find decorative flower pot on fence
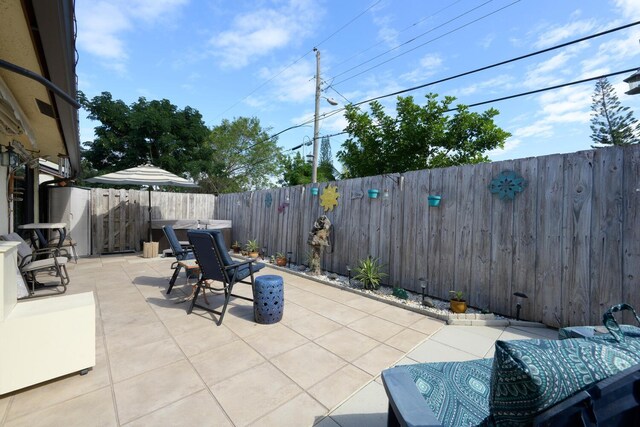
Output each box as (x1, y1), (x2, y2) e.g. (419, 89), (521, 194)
(368, 189), (379, 199)
(310, 187), (319, 196)
(428, 195), (441, 207)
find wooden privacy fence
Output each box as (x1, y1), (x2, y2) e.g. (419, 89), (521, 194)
(216, 144), (640, 328)
(91, 189), (216, 254)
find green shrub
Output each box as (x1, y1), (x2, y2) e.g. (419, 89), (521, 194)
(449, 290), (465, 301)
(354, 256), (387, 290)
(392, 287), (408, 300)
(245, 239), (259, 252)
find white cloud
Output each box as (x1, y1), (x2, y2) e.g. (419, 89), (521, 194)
(524, 51), (575, 88)
(400, 54), (443, 83)
(613, 0), (640, 20)
(76, 0), (187, 72)
(210, 0), (323, 69)
(373, 14), (400, 47)
(77, 2), (130, 61)
(538, 86), (591, 119)
(240, 59), (315, 111)
(533, 19), (597, 48)
(453, 74), (515, 97)
(479, 34), (495, 49)
(488, 138), (521, 158)
(513, 122), (554, 139)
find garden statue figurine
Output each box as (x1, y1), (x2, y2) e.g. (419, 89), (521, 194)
(307, 215), (331, 275)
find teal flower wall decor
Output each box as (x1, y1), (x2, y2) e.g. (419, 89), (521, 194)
(489, 170), (526, 200)
(265, 193), (272, 208)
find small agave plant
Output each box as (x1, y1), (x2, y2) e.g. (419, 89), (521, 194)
(354, 256), (387, 290)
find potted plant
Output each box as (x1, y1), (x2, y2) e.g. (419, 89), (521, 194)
(231, 241), (241, 253)
(245, 239), (260, 258)
(274, 252), (287, 267)
(449, 290), (467, 313)
(354, 256), (387, 290)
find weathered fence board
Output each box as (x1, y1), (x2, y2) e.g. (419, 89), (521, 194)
(590, 148), (624, 324)
(622, 147), (640, 324)
(562, 150), (593, 326)
(454, 164), (475, 306)
(469, 163), (492, 311)
(490, 160), (515, 317)
(512, 158), (537, 320)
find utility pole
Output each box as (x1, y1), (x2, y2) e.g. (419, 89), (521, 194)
(312, 48), (321, 183)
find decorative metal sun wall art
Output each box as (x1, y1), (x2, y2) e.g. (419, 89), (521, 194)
(489, 170), (526, 200)
(320, 185), (340, 212)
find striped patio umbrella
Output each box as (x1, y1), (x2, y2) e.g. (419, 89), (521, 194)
(87, 163), (198, 243)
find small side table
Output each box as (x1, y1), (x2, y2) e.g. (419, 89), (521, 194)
(175, 259), (205, 304)
(253, 275), (284, 324)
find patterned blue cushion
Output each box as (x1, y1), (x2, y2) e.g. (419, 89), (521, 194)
(489, 338), (640, 425)
(401, 358), (493, 427)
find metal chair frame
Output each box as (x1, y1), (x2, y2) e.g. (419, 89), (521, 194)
(162, 225), (195, 294)
(187, 230), (262, 325)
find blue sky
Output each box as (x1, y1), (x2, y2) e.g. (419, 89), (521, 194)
(76, 0), (640, 169)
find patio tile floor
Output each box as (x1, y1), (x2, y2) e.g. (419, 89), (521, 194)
(0, 255), (557, 426)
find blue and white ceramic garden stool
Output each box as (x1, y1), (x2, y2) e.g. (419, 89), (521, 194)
(253, 275), (284, 324)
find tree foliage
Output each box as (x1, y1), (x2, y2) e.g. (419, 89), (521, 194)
(336, 94), (510, 178)
(280, 152), (313, 186)
(279, 151), (335, 186)
(197, 117), (282, 193)
(79, 91), (210, 181)
(79, 92), (282, 193)
(590, 78), (639, 146)
(318, 135), (337, 182)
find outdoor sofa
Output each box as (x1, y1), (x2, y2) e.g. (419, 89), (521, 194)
(382, 306), (640, 426)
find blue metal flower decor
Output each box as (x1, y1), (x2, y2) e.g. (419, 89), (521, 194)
(489, 170), (526, 200)
(265, 193), (272, 208)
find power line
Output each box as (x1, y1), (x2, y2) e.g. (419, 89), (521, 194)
(317, 67), (639, 140)
(262, 20), (640, 149)
(330, 0), (464, 71)
(330, 0), (497, 81)
(315, 19), (640, 124)
(314, 0), (382, 49)
(333, 0), (522, 87)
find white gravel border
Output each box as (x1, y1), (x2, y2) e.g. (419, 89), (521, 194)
(260, 262), (542, 326)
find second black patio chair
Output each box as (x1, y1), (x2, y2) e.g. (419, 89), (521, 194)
(163, 225), (196, 294)
(186, 230), (265, 325)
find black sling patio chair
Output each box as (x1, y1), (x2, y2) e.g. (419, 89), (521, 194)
(163, 225), (196, 294)
(186, 230), (265, 325)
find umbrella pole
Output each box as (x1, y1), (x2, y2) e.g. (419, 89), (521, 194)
(148, 187), (152, 243)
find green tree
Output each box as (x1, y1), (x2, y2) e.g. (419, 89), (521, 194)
(280, 152), (313, 186)
(590, 77), (639, 146)
(318, 135), (337, 182)
(279, 143), (337, 186)
(197, 117), (282, 193)
(79, 91), (210, 182)
(336, 93), (510, 178)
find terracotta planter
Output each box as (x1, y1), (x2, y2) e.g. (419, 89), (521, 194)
(248, 251), (260, 258)
(450, 299), (468, 313)
(276, 257), (287, 267)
